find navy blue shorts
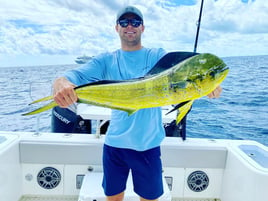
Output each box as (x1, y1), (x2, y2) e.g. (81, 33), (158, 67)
(102, 144), (163, 200)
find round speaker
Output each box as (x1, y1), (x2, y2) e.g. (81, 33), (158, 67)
(187, 170), (209, 192)
(37, 167), (61, 189)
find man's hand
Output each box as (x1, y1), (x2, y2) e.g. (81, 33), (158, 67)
(53, 77), (78, 108)
(207, 86), (222, 98)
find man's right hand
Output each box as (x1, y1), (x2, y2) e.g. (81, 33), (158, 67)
(53, 77), (78, 108)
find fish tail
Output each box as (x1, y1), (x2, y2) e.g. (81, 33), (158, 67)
(22, 101), (58, 116)
(29, 95), (54, 105)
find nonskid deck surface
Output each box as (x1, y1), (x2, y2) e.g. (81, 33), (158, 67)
(19, 195), (220, 201)
(19, 195), (78, 201)
(173, 199), (220, 201)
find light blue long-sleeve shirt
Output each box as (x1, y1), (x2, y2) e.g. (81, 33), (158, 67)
(64, 47), (166, 151)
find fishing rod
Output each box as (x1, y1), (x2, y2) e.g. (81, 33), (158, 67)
(174, 0), (205, 140)
(193, 0), (204, 53)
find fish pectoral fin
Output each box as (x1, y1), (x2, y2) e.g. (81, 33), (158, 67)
(176, 100), (194, 124)
(22, 101), (58, 116)
(170, 81), (189, 89)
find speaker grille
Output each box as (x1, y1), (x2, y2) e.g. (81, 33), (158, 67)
(37, 167), (61, 189)
(187, 170), (209, 192)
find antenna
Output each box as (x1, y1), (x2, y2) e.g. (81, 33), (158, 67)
(193, 0), (204, 53)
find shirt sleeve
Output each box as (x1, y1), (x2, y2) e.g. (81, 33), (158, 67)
(63, 53), (108, 86)
(158, 48), (167, 59)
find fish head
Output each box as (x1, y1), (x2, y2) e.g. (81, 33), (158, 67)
(189, 53), (229, 95)
(171, 53), (229, 96)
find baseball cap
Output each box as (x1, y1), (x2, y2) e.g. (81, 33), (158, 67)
(116, 6), (143, 22)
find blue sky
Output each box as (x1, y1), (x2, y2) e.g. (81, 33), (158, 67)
(0, 0), (267, 67)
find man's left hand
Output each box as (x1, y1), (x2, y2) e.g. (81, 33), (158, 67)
(207, 86), (222, 98)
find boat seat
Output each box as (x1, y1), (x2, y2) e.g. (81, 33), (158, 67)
(78, 172), (171, 201)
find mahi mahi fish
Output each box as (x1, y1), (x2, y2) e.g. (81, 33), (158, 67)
(23, 52), (229, 123)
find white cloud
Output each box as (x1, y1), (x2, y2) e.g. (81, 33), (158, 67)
(203, 0), (268, 34)
(0, 0), (267, 67)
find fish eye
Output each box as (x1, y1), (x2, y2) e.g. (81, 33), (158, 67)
(209, 71), (216, 77)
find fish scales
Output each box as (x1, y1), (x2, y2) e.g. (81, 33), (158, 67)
(76, 76), (171, 109)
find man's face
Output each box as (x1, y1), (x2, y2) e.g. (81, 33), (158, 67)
(116, 13), (144, 47)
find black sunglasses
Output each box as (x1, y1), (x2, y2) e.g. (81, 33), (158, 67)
(118, 19), (143, 28)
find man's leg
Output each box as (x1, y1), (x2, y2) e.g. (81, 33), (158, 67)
(106, 192), (124, 201)
(131, 147), (163, 200)
(103, 145), (129, 200)
(140, 197), (158, 201)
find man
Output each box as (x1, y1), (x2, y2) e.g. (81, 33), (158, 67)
(53, 5), (222, 201)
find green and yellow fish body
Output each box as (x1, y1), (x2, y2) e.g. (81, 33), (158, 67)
(23, 52), (229, 123)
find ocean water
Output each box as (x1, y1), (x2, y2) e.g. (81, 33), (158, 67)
(0, 55), (268, 146)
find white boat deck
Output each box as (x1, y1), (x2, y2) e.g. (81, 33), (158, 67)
(1, 132), (268, 201)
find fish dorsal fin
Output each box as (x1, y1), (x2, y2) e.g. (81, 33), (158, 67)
(75, 80), (127, 89)
(146, 51), (198, 76)
(75, 52), (199, 89)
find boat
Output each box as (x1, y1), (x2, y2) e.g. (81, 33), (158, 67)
(75, 55), (92, 64)
(3, 2), (267, 200)
(1, 132), (268, 201)
(1, 104), (268, 201)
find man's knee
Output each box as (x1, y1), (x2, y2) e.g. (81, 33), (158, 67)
(106, 191), (124, 201)
(140, 197), (158, 201)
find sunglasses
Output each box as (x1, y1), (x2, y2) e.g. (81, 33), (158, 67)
(118, 19), (143, 28)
